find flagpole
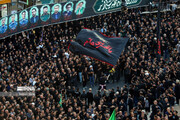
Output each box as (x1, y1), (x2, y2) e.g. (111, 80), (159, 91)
(157, 0), (161, 56)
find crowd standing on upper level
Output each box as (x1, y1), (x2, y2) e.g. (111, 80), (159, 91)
(0, 4), (180, 120)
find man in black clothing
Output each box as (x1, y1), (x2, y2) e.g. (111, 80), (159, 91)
(151, 100), (161, 119)
(87, 88), (93, 105)
(124, 62), (131, 83)
(77, 63), (83, 84)
(175, 80), (180, 105)
(82, 67), (88, 88)
(99, 74), (107, 91)
(88, 66), (95, 87)
(94, 93), (100, 107)
(128, 94), (134, 112)
(80, 89), (87, 101)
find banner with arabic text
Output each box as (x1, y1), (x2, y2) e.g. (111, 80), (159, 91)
(69, 29), (129, 66)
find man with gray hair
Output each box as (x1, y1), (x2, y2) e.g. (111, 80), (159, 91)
(177, 41), (180, 55)
(175, 79), (180, 105)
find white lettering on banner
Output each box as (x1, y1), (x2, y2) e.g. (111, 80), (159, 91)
(125, 0), (138, 5)
(0, 92), (35, 96)
(98, 0), (121, 12)
(97, 0), (139, 12)
(17, 86), (35, 92)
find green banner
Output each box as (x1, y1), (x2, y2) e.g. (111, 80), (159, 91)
(93, 0), (142, 13)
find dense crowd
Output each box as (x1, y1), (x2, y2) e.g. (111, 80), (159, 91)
(0, 5), (180, 120)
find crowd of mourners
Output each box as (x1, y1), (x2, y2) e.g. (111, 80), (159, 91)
(0, 3), (180, 120)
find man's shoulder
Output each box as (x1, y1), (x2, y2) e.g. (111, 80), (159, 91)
(10, 21), (17, 27)
(1, 25), (7, 28)
(53, 12), (60, 15)
(57, 12), (61, 15)
(42, 14), (49, 17)
(46, 13), (50, 16)
(63, 11), (67, 13)
(52, 13), (55, 15)
(64, 11), (72, 13)
(14, 21), (18, 25)
(31, 16), (39, 20)
(20, 19), (23, 23)
(9, 22), (13, 26)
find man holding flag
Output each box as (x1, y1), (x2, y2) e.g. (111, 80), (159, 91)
(69, 29), (129, 66)
(109, 109), (116, 120)
(59, 94), (62, 107)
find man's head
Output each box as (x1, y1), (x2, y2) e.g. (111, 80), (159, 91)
(90, 66), (93, 70)
(66, 3), (72, 11)
(78, 2), (84, 7)
(11, 15), (15, 22)
(22, 11), (26, 19)
(32, 8), (37, 17)
(89, 88), (92, 93)
(43, 6), (48, 14)
(1, 18), (6, 25)
(154, 100), (157, 105)
(54, 5), (59, 14)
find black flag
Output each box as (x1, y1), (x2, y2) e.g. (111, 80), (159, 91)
(69, 29), (129, 66)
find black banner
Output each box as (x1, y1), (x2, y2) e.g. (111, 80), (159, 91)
(0, 0), (151, 39)
(69, 29), (129, 66)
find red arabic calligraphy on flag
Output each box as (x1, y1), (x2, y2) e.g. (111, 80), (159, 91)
(158, 39), (161, 55)
(69, 29), (129, 66)
(84, 38), (112, 53)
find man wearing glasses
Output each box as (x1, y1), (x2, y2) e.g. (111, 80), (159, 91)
(63, 3), (72, 20)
